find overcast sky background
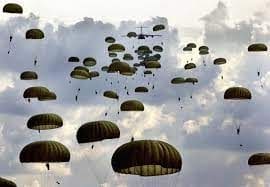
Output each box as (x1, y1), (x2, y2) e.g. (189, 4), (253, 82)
(1, 0), (270, 187)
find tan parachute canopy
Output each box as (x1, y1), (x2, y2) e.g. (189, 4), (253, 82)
(248, 153), (270, 165)
(83, 57), (96, 67)
(153, 24), (165, 31)
(27, 113), (63, 131)
(25, 29), (45, 39)
(105, 36), (116, 43)
(20, 141), (70, 163)
(248, 43), (267, 52)
(135, 87), (149, 93)
(214, 58), (227, 65)
(108, 44), (125, 53)
(171, 77), (186, 84)
(76, 121), (120, 143)
(184, 63), (196, 70)
(68, 56), (80, 62)
(111, 140), (182, 176)
(103, 91), (119, 99)
(120, 100), (144, 111)
(224, 87), (252, 100)
(0, 177), (17, 187)
(20, 71), (38, 80)
(3, 3), (23, 14)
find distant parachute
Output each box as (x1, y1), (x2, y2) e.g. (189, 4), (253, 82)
(145, 61), (161, 69)
(76, 121), (120, 143)
(20, 71), (38, 80)
(27, 113), (63, 131)
(23, 86), (50, 100)
(185, 77), (198, 84)
(68, 56), (80, 63)
(3, 3), (23, 13)
(70, 70), (90, 80)
(153, 45), (163, 52)
(248, 153), (270, 165)
(184, 63), (196, 70)
(187, 43), (197, 49)
(108, 44), (125, 53)
(224, 87), (252, 100)
(105, 36), (116, 43)
(153, 24), (165, 32)
(135, 87), (149, 93)
(109, 53), (117, 58)
(0, 177), (17, 187)
(38, 91), (57, 101)
(127, 32), (137, 38)
(171, 77), (186, 84)
(103, 91), (119, 99)
(248, 43), (267, 52)
(123, 53), (134, 61)
(111, 140), (182, 176)
(83, 57), (96, 67)
(120, 100), (144, 111)
(101, 66), (109, 72)
(25, 29), (45, 39)
(213, 58), (226, 65)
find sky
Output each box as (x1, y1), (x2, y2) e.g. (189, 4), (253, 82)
(1, 0), (270, 187)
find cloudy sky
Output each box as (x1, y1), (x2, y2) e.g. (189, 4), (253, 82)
(1, 0), (270, 187)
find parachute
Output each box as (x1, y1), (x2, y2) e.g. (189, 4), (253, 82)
(27, 113), (63, 131)
(74, 66), (89, 72)
(248, 43), (267, 52)
(145, 61), (161, 69)
(108, 44), (125, 53)
(184, 63), (196, 70)
(248, 153), (270, 165)
(135, 87), (149, 93)
(224, 87), (252, 100)
(70, 70), (90, 79)
(38, 91), (57, 101)
(20, 71), (38, 80)
(213, 58), (226, 65)
(76, 121), (120, 143)
(3, 3), (23, 14)
(0, 177), (17, 187)
(101, 66), (109, 72)
(171, 77), (186, 84)
(111, 140), (182, 176)
(25, 29), (45, 39)
(89, 71), (100, 79)
(120, 100), (144, 111)
(83, 57), (96, 67)
(127, 32), (137, 38)
(23, 86), (51, 100)
(68, 56), (80, 62)
(20, 141), (70, 163)
(185, 77), (198, 84)
(105, 36), (116, 43)
(123, 53), (134, 61)
(153, 45), (163, 52)
(187, 43), (197, 48)
(153, 24), (165, 32)
(103, 91), (119, 99)
(109, 53), (117, 58)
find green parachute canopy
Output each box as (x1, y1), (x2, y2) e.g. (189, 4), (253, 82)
(76, 121), (120, 143)
(109, 53), (117, 58)
(145, 61), (161, 69)
(20, 71), (38, 80)
(224, 87), (252, 100)
(213, 58), (227, 65)
(120, 100), (144, 111)
(38, 91), (57, 101)
(171, 77), (186, 84)
(248, 153), (270, 166)
(27, 113), (63, 131)
(70, 70), (90, 80)
(127, 32), (137, 38)
(111, 140), (182, 176)
(25, 29), (45, 39)
(103, 91), (119, 99)
(3, 3), (23, 14)
(123, 53), (134, 61)
(0, 177), (17, 187)
(153, 24), (165, 31)
(108, 44), (125, 53)
(23, 86), (50, 99)
(74, 66), (89, 73)
(20, 141), (70, 163)
(105, 36), (116, 43)
(183, 46), (192, 52)
(68, 56), (80, 62)
(187, 43), (197, 48)
(248, 43), (267, 52)
(135, 87), (149, 93)
(185, 77), (198, 84)
(83, 57), (96, 67)
(184, 63), (196, 70)
(153, 45), (163, 52)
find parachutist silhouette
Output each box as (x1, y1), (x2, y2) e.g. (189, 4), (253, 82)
(178, 97), (181, 102)
(46, 163), (50, 170)
(190, 95), (192, 99)
(110, 82), (113, 85)
(8, 50), (10, 54)
(28, 98), (31, 103)
(221, 76), (224, 80)
(131, 137), (134, 142)
(180, 106), (183, 110)
(105, 112), (108, 116)
(34, 59), (37, 66)
(95, 90), (98, 95)
(75, 95), (78, 102)
(124, 86), (127, 90)
(237, 125), (241, 135)
(127, 91), (129, 95)
(152, 85), (155, 90)
(240, 144), (243, 147)
(77, 88), (80, 92)
(257, 71), (260, 77)
(56, 181), (60, 185)
(117, 111), (120, 115)
(91, 145), (94, 149)
(148, 82), (150, 85)
(161, 42), (164, 45)
(9, 36), (13, 43)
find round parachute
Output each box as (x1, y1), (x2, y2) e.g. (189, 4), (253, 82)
(27, 113), (63, 131)
(120, 100), (144, 111)
(224, 87), (252, 100)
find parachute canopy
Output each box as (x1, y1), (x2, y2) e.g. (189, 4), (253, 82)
(224, 87), (252, 100)
(171, 77), (186, 84)
(135, 87), (149, 93)
(77, 121), (120, 143)
(20, 71), (38, 80)
(20, 141), (70, 163)
(83, 57), (96, 67)
(214, 58), (227, 65)
(248, 153), (270, 166)
(108, 44), (125, 53)
(27, 113), (63, 131)
(0, 177), (17, 187)
(103, 91), (119, 100)
(248, 43), (267, 52)
(105, 36), (116, 43)
(68, 56), (80, 63)
(26, 29), (45, 39)
(3, 3), (23, 14)
(120, 100), (144, 111)
(153, 24), (165, 31)
(111, 140), (182, 176)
